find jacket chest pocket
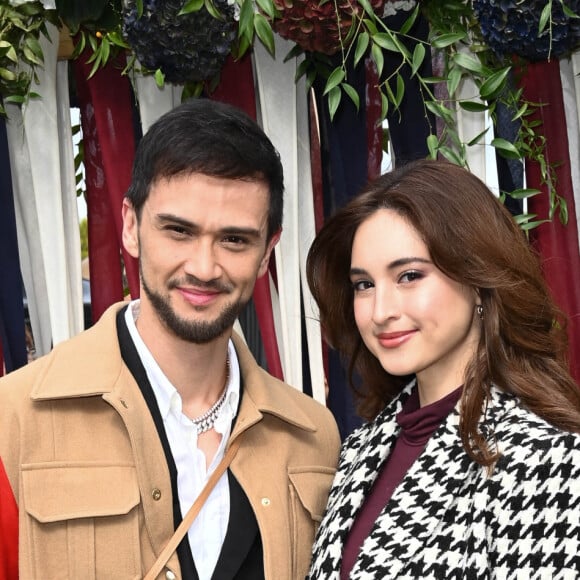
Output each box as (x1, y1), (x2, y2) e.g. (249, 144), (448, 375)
(22, 463), (142, 580)
(288, 466), (335, 579)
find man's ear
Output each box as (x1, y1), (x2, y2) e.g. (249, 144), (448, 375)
(258, 229), (281, 278)
(122, 198), (140, 258)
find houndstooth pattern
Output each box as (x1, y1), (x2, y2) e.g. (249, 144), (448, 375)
(308, 381), (580, 579)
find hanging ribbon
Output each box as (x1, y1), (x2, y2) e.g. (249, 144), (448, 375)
(74, 51), (140, 321)
(518, 59), (580, 383)
(5, 23), (82, 353)
(210, 54), (284, 381)
(254, 37), (304, 391)
(0, 116), (27, 373)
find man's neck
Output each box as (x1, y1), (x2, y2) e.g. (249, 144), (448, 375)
(133, 304), (231, 408)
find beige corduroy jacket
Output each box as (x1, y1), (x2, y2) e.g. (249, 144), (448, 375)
(0, 304), (340, 580)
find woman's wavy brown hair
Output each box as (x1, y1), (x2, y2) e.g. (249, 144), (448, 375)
(307, 159), (580, 467)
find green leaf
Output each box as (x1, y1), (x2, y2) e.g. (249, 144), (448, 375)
(438, 146), (464, 166)
(87, 50), (103, 79)
(342, 83), (360, 110)
(100, 36), (110, 65)
(395, 73), (404, 108)
(373, 33), (398, 52)
(363, 18), (378, 36)
(508, 188), (541, 199)
(254, 14), (275, 56)
(467, 127), (489, 146)
(295, 58), (309, 82)
(446, 66), (462, 97)
(256, 0), (276, 18)
(284, 44), (305, 62)
(399, 4), (420, 35)
(136, 0), (144, 18)
(357, 0), (376, 18)
(179, 0), (204, 14)
(458, 100), (489, 112)
(562, 3), (580, 18)
(323, 67), (345, 95)
(238, 0), (255, 36)
(431, 31), (467, 49)
(380, 92), (389, 120)
(425, 100), (454, 124)
(520, 219), (549, 231)
(411, 43), (425, 77)
(154, 68), (165, 87)
(479, 67), (510, 100)
(24, 35), (43, 59)
(514, 212), (537, 225)
(328, 86), (342, 120)
(491, 137), (521, 159)
(558, 197), (569, 224)
(354, 32), (369, 67)
(0, 42), (18, 64)
(538, 2), (551, 34)
(426, 134), (439, 159)
(22, 46), (43, 66)
(371, 43), (384, 76)
(512, 102), (528, 121)
(452, 52), (484, 74)
(205, 0), (223, 20)
(2, 95), (25, 104)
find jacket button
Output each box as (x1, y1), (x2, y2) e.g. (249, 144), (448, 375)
(165, 571), (176, 580)
(261, 497), (271, 507)
(152, 488), (162, 501)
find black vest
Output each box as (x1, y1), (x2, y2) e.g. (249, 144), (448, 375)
(116, 308), (264, 579)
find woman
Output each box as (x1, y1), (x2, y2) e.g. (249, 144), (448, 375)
(307, 159), (580, 579)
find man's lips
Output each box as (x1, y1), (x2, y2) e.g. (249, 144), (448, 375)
(376, 330), (416, 348)
(176, 286), (221, 306)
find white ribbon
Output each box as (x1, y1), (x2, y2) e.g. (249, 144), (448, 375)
(5, 23), (82, 353)
(560, 54), (580, 251)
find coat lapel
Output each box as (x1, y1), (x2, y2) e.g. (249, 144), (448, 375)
(310, 382), (416, 578)
(350, 392), (503, 578)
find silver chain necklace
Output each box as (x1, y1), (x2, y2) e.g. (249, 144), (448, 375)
(191, 358), (230, 435)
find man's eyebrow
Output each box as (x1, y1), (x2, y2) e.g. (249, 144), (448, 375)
(155, 213), (262, 238)
(155, 213), (196, 228)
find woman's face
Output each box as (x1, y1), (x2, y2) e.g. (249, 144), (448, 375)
(350, 209), (481, 404)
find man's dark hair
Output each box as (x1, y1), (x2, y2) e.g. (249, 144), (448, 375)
(126, 98), (284, 240)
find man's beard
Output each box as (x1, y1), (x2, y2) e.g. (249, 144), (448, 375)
(141, 271), (246, 344)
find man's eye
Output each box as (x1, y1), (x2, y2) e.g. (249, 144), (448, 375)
(223, 236), (247, 245)
(165, 225), (189, 235)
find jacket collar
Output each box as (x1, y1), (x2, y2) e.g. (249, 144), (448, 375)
(30, 302), (317, 433)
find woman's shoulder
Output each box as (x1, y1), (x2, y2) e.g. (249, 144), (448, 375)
(490, 388), (580, 474)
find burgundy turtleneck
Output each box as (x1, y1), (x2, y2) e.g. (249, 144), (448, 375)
(340, 386), (462, 579)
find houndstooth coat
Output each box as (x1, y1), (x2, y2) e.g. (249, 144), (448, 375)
(308, 381), (580, 579)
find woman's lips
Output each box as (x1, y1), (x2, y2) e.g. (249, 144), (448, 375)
(377, 330), (416, 348)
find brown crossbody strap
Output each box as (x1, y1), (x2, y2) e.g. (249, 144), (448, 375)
(144, 436), (242, 580)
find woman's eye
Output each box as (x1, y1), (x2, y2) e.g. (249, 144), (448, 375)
(399, 270), (423, 284)
(352, 280), (373, 292)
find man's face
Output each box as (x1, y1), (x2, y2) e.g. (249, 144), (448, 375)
(122, 173), (279, 344)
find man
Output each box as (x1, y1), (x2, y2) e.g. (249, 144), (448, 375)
(0, 99), (340, 579)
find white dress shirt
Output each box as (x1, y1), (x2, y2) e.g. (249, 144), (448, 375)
(125, 301), (240, 580)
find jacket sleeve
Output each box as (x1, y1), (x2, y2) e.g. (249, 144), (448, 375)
(0, 457), (18, 580)
(487, 429), (580, 576)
